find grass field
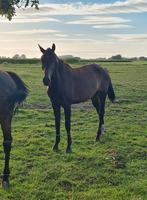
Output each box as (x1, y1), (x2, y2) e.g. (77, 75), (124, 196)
(0, 61), (147, 200)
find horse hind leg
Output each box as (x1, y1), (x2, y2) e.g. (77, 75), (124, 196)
(1, 114), (13, 188)
(92, 95), (100, 140)
(64, 106), (72, 153)
(92, 92), (106, 141)
(96, 92), (106, 141)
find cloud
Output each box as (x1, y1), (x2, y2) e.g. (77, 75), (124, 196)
(93, 24), (133, 29)
(55, 34), (69, 38)
(1, 1), (142, 32)
(16, 0), (147, 16)
(0, 16), (60, 23)
(110, 33), (147, 41)
(67, 16), (132, 29)
(1, 36), (147, 58)
(0, 0), (147, 58)
(0, 29), (60, 35)
(67, 16), (130, 25)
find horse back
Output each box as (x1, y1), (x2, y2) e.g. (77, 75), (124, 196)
(71, 64), (110, 103)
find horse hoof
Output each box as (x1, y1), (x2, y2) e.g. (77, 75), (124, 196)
(96, 136), (100, 142)
(66, 148), (72, 154)
(2, 181), (10, 189)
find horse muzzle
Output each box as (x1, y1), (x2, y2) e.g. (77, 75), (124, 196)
(43, 77), (50, 86)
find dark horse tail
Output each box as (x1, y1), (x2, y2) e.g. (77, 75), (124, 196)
(7, 71), (28, 105)
(108, 79), (115, 102)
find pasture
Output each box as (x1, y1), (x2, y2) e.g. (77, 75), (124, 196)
(0, 60), (147, 200)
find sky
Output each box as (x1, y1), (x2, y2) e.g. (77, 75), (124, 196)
(0, 0), (147, 58)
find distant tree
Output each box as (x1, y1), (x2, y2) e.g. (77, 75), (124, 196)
(75, 57), (81, 61)
(96, 57), (106, 61)
(20, 54), (26, 59)
(130, 57), (138, 61)
(12, 54), (20, 59)
(0, 0), (39, 20)
(139, 56), (147, 61)
(12, 54), (27, 59)
(110, 54), (122, 60)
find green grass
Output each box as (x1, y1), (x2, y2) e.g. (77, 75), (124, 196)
(0, 61), (147, 200)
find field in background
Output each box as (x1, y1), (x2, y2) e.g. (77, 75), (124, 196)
(0, 61), (147, 200)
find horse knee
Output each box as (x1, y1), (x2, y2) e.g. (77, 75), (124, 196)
(3, 140), (12, 153)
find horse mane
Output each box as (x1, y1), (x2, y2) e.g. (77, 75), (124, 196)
(58, 58), (72, 72)
(7, 71), (29, 105)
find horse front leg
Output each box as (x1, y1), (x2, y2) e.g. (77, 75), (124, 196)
(52, 103), (61, 152)
(1, 116), (12, 188)
(64, 106), (72, 153)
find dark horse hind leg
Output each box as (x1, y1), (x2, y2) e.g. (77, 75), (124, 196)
(92, 92), (106, 141)
(1, 114), (13, 188)
(52, 103), (61, 152)
(64, 106), (72, 153)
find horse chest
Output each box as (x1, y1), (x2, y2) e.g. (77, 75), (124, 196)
(47, 83), (71, 106)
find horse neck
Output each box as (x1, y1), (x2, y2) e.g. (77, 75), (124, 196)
(54, 58), (71, 81)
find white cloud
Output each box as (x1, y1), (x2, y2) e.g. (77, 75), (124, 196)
(0, 29), (60, 35)
(110, 33), (147, 41)
(67, 16), (132, 29)
(16, 0), (147, 16)
(67, 16), (130, 25)
(93, 24), (133, 29)
(74, 34), (86, 37)
(55, 34), (69, 38)
(0, 17), (60, 23)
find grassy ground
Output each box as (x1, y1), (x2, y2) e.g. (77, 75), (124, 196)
(0, 61), (147, 200)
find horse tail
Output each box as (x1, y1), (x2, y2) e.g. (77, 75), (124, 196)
(7, 71), (29, 105)
(108, 79), (115, 102)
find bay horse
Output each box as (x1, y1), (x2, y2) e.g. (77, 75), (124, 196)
(0, 71), (28, 188)
(39, 44), (115, 153)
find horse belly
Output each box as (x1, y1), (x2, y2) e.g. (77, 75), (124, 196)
(72, 78), (99, 104)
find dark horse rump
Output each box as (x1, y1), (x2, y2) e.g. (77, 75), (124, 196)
(0, 71), (28, 188)
(7, 71), (28, 106)
(39, 44), (116, 153)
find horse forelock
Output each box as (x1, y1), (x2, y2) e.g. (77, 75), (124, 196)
(46, 48), (52, 52)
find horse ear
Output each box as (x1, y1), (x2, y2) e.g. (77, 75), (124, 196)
(52, 43), (56, 52)
(38, 44), (45, 54)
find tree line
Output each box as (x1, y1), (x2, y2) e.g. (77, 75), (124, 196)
(0, 54), (147, 65)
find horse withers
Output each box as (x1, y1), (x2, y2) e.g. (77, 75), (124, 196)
(39, 44), (115, 153)
(0, 71), (28, 188)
